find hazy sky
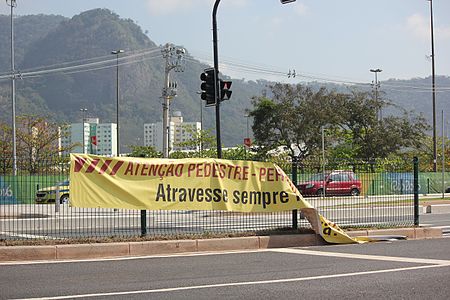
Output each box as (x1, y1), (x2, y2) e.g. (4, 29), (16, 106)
(1, 0), (449, 84)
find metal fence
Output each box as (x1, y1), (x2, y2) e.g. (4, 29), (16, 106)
(0, 156), (422, 241)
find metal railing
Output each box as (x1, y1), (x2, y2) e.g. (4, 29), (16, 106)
(294, 159), (420, 229)
(0, 156), (422, 241)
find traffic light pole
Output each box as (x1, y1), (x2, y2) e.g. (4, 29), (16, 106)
(213, 0), (222, 158)
(209, 0), (293, 158)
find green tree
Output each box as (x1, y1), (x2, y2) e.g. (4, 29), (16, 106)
(333, 91), (430, 161)
(0, 122), (13, 174)
(0, 115), (74, 174)
(173, 128), (217, 158)
(15, 115), (73, 174)
(249, 83), (334, 161)
(127, 145), (162, 158)
(250, 85), (429, 164)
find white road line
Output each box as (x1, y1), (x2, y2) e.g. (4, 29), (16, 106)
(0, 231), (58, 240)
(431, 226), (450, 229)
(272, 248), (450, 265)
(11, 264), (449, 300)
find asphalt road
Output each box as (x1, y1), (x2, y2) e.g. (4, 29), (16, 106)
(1, 238), (450, 300)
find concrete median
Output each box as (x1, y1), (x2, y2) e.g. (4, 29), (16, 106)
(0, 228), (442, 262)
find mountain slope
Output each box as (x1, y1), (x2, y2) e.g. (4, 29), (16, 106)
(0, 14), (66, 72)
(0, 9), (448, 150)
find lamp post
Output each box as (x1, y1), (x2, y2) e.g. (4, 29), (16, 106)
(428, 0), (437, 172)
(321, 126), (326, 197)
(111, 49), (124, 157)
(210, 0), (295, 158)
(196, 91), (203, 152)
(370, 68), (382, 120)
(6, 0), (17, 175)
(244, 113), (251, 159)
(245, 114), (250, 139)
(442, 110), (445, 198)
(80, 108), (87, 154)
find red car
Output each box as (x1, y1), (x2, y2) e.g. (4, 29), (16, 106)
(297, 170), (361, 197)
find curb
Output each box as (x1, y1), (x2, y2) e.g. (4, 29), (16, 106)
(0, 228), (442, 262)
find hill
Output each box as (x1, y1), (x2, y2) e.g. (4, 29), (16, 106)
(0, 14), (67, 72)
(0, 9), (448, 150)
(0, 9), (265, 149)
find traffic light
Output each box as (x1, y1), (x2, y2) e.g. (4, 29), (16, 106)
(220, 80), (232, 101)
(200, 68), (217, 106)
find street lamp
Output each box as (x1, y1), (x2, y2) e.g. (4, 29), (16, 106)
(428, 0), (437, 172)
(321, 126), (326, 197)
(6, 0), (17, 175)
(210, 0), (296, 158)
(370, 68), (382, 120)
(442, 110), (445, 198)
(111, 49), (124, 157)
(80, 108), (88, 154)
(196, 91), (204, 151)
(245, 114), (250, 139)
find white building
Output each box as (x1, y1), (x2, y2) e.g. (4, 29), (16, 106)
(61, 118), (117, 156)
(144, 111), (201, 153)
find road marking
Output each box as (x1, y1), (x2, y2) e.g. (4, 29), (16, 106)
(272, 248), (450, 265)
(12, 264), (450, 300)
(0, 231), (58, 240)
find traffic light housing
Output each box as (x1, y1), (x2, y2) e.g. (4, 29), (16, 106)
(200, 68), (217, 106)
(220, 80), (232, 101)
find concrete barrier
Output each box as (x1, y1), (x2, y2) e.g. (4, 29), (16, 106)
(425, 204), (450, 214)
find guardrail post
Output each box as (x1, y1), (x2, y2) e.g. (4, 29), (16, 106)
(400, 178), (404, 195)
(141, 210), (147, 236)
(55, 184), (60, 213)
(291, 156), (298, 229)
(413, 156), (419, 226)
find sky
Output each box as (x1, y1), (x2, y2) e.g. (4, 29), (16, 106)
(1, 0), (449, 84)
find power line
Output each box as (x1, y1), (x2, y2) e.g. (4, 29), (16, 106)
(1, 46), (450, 94)
(21, 53), (164, 79)
(0, 47), (163, 80)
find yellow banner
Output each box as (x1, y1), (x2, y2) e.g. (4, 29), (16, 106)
(69, 154), (363, 244)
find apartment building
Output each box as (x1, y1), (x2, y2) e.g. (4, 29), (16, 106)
(61, 118), (117, 156)
(144, 111), (201, 153)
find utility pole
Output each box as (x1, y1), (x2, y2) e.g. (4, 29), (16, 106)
(209, 0), (295, 158)
(428, 0), (437, 172)
(161, 43), (185, 158)
(370, 68), (382, 120)
(7, 0), (17, 175)
(111, 49), (124, 157)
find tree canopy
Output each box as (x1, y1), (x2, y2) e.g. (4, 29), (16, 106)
(249, 83), (430, 163)
(0, 115), (74, 174)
